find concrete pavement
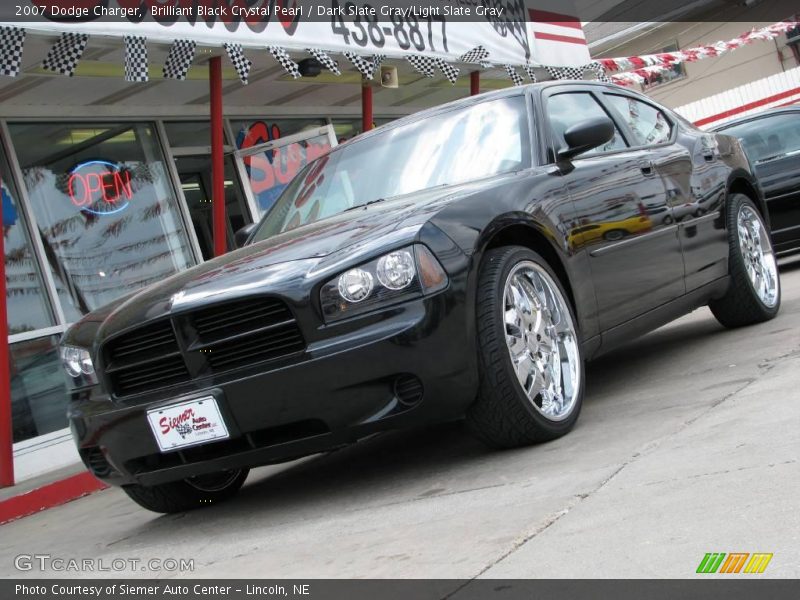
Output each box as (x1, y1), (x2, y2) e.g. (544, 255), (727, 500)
(1, 258), (798, 579)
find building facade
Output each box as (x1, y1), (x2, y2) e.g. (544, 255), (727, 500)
(2, 32), (486, 481)
(586, 12), (800, 124)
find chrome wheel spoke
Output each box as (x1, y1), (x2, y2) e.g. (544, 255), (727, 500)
(513, 352), (535, 392)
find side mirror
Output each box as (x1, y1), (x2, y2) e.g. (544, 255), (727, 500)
(234, 223), (257, 248)
(558, 116), (615, 161)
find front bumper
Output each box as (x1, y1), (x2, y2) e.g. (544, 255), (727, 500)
(69, 289), (475, 487)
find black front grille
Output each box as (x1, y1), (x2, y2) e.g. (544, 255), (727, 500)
(189, 298), (305, 373)
(108, 319), (178, 363)
(104, 320), (190, 397)
(103, 297), (305, 398)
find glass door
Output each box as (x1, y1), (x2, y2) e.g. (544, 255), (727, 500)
(173, 154), (249, 260)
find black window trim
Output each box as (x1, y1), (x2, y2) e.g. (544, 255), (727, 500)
(599, 91), (678, 150)
(540, 84), (636, 163)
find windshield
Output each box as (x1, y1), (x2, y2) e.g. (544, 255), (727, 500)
(251, 95), (530, 241)
(721, 113), (800, 164)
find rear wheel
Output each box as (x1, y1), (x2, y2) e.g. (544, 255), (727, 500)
(709, 194), (780, 328)
(122, 468), (249, 514)
(603, 229), (627, 241)
(467, 246), (585, 448)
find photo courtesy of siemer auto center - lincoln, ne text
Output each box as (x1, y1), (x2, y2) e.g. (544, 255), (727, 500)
(0, 0), (799, 598)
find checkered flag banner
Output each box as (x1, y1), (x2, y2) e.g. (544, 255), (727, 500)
(307, 48), (340, 76)
(123, 36), (148, 83)
(504, 65), (524, 86)
(41, 32), (88, 77)
(373, 54), (386, 72)
(560, 66), (590, 80)
(269, 46), (301, 79)
(0, 27), (25, 77)
(522, 65), (537, 83)
(545, 65), (589, 81)
(407, 55), (435, 77)
(163, 39), (196, 80)
(434, 59), (459, 84)
(344, 52), (384, 80)
(586, 61), (613, 83)
(224, 43), (251, 84)
(459, 46), (489, 64)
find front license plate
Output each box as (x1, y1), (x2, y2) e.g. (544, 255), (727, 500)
(146, 396), (229, 452)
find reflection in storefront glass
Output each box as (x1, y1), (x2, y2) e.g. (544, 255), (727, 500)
(330, 118), (394, 142)
(231, 118), (326, 151)
(9, 122), (196, 321)
(241, 132), (333, 215)
(10, 335), (68, 443)
(0, 149), (56, 334)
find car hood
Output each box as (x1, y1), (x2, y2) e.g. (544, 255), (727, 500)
(64, 174), (516, 347)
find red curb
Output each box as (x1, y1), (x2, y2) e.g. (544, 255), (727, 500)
(0, 472), (108, 525)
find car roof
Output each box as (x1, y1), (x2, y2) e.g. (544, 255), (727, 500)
(712, 106), (800, 131)
(343, 80), (651, 145)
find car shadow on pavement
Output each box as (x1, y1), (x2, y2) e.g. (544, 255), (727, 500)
(585, 308), (730, 398)
(110, 420), (496, 543)
(778, 256), (800, 273)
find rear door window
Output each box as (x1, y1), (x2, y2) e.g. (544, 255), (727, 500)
(605, 94), (673, 146)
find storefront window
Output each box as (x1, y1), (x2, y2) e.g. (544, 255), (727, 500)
(9, 122), (196, 321)
(0, 148), (56, 334)
(642, 43), (685, 91)
(331, 118), (395, 142)
(232, 118), (326, 150)
(239, 131), (333, 215)
(10, 334), (68, 443)
(164, 121), (215, 148)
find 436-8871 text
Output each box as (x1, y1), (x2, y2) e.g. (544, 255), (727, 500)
(328, 1), (449, 53)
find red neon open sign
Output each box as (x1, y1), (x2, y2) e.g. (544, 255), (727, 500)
(67, 160), (133, 215)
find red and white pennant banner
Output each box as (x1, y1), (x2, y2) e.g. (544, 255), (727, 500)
(601, 21), (799, 87)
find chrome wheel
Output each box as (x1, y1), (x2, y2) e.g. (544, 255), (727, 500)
(186, 469), (243, 493)
(737, 205), (778, 308)
(503, 262), (581, 422)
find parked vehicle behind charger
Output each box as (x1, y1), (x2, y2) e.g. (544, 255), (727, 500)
(713, 106), (800, 256)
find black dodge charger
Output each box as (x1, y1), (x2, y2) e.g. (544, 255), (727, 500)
(62, 82), (781, 513)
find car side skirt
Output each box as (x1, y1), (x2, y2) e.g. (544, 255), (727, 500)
(591, 276), (731, 360)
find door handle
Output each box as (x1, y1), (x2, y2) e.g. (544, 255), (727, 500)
(639, 160), (655, 177)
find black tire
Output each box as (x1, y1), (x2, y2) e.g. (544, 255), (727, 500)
(122, 468), (249, 514)
(466, 246), (585, 448)
(603, 229), (627, 241)
(709, 194), (781, 328)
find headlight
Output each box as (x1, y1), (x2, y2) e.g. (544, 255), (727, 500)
(320, 244), (448, 323)
(376, 250), (416, 290)
(338, 268), (374, 303)
(60, 345), (98, 388)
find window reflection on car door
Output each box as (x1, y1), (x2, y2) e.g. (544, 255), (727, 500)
(545, 88), (685, 331)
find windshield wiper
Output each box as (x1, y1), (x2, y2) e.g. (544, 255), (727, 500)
(343, 198), (387, 212)
(755, 153), (788, 164)
(341, 183), (455, 213)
